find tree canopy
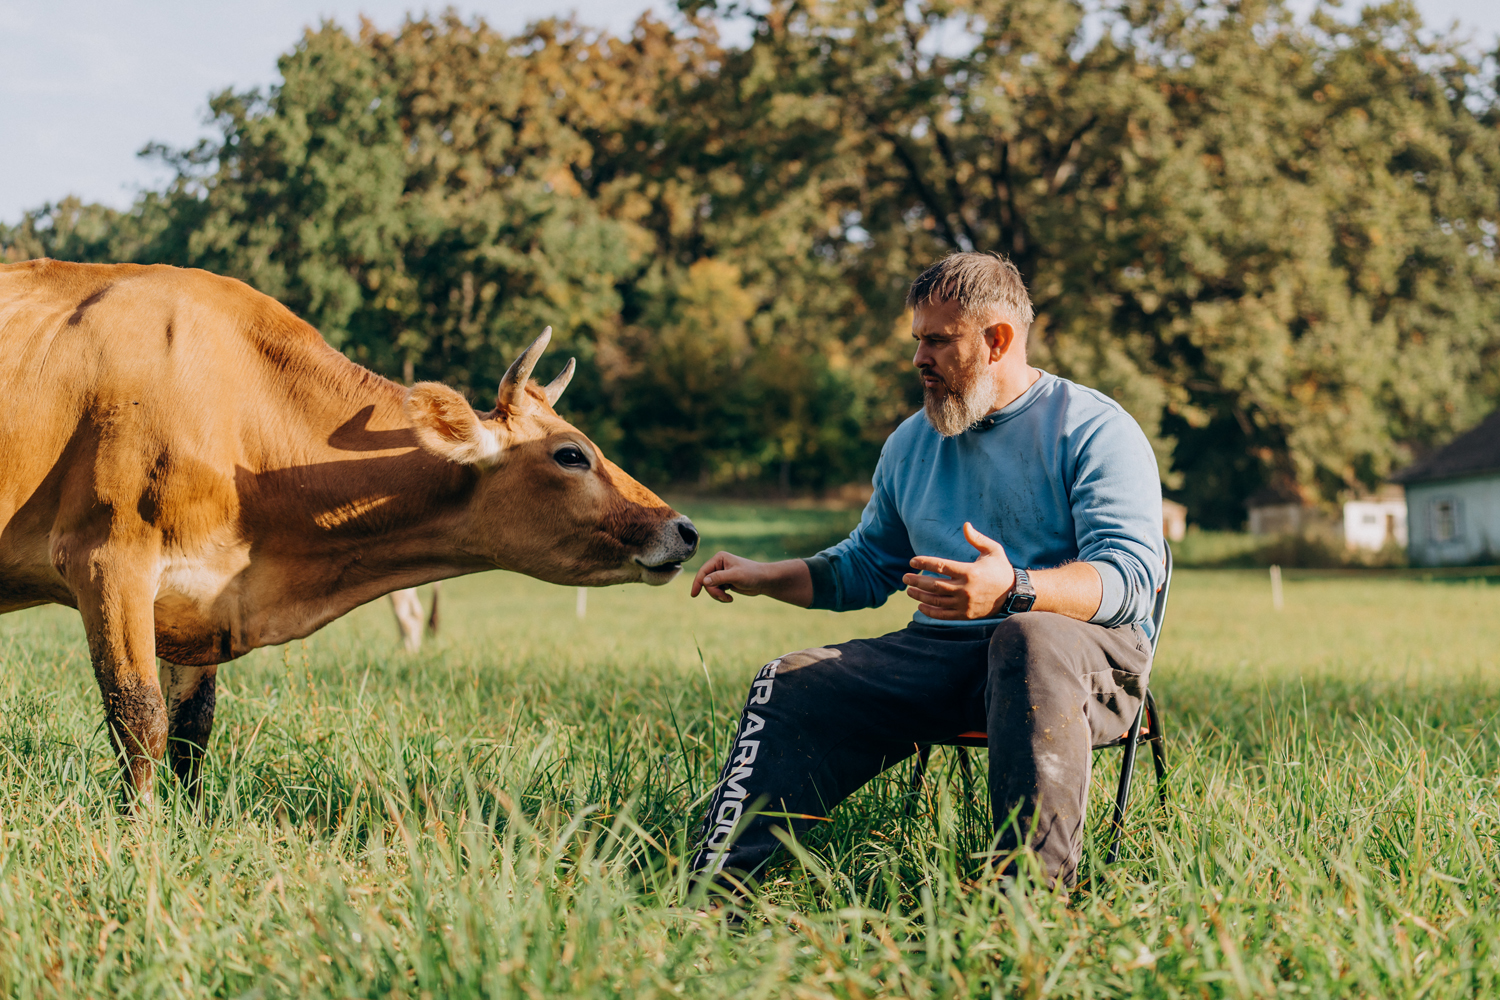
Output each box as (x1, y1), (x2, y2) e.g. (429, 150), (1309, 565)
(4, 0), (1497, 525)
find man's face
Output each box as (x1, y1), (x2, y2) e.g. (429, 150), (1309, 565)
(912, 297), (999, 436)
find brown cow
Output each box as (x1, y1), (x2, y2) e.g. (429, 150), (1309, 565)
(0, 260), (698, 805)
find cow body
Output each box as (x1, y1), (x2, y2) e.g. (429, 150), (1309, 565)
(0, 259), (696, 801)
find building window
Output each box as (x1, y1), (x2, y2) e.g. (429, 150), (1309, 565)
(1431, 499), (1461, 543)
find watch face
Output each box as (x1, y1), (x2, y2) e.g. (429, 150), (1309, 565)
(1010, 593), (1036, 613)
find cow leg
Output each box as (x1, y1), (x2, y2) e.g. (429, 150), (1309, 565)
(160, 661), (217, 799)
(390, 589), (424, 652)
(74, 555), (167, 809)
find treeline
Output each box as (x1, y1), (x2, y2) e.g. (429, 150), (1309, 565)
(4, 0), (1498, 526)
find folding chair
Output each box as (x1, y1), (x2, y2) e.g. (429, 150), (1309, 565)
(910, 542), (1173, 865)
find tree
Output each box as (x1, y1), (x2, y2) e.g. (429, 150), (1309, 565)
(677, 0), (1499, 521)
(5, 1), (1496, 520)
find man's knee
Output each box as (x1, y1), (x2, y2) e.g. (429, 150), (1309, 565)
(740, 646), (844, 708)
(990, 612), (1072, 674)
(989, 613), (1106, 714)
(776, 646), (844, 674)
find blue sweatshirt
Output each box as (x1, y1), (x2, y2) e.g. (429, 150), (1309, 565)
(805, 370), (1165, 637)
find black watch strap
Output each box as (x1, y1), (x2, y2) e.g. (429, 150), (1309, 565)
(1003, 567), (1036, 614)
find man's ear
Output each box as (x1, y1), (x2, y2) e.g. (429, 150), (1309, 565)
(404, 383), (503, 466)
(984, 321), (1017, 363)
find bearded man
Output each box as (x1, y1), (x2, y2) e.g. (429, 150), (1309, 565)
(687, 252), (1165, 890)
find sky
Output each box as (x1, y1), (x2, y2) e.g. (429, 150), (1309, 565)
(2, 0), (1497, 225)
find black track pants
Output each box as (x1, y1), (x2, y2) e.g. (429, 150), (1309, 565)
(690, 612), (1152, 887)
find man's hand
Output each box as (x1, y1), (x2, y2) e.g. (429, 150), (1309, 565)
(902, 522), (1016, 620)
(691, 552), (813, 608)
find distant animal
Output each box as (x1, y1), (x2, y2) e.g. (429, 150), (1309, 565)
(0, 260), (699, 805)
(389, 582), (440, 652)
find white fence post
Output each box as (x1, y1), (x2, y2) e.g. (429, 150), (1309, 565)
(1270, 564), (1284, 610)
(576, 587), (587, 620)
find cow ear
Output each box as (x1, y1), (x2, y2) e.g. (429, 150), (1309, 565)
(404, 383), (502, 467)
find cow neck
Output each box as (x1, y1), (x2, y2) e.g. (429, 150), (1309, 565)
(253, 373), (488, 606)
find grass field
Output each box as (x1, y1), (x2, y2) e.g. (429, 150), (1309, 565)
(3, 504), (1500, 998)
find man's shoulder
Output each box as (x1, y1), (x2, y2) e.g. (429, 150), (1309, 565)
(1038, 375), (1158, 482)
(1031, 373), (1154, 452)
(882, 407), (942, 452)
(1036, 372), (1133, 422)
(871, 412), (941, 482)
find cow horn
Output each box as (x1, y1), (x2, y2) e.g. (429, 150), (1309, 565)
(499, 326), (552, 409)
(544, 358), (576, 407)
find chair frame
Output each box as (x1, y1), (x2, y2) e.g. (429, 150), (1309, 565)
(910, 542), (1174, 865)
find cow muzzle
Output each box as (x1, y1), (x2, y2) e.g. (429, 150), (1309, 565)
(632, 516), (700, 585)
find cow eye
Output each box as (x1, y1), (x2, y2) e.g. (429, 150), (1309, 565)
(554, 445), (590, 469)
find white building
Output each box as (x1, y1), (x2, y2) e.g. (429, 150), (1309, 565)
(1390, 409), (1500, 566)
(1245, 485), (1334, 537)
(1342, 497), (1407, 551)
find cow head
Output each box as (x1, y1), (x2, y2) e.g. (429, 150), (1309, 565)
(403, 329), (698, 586)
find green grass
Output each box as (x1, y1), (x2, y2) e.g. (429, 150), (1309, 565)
(3, 511), (1500, 997)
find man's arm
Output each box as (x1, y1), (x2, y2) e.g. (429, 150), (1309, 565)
(901, 522), (1103, 622)
(1030, 563), (1105, 620)
(1066, 413), (1165, 628)
(691, 552), (813, 608)
(693, 443), (914, 612)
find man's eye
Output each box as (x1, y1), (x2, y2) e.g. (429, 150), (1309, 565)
(554, 445), (590, 469)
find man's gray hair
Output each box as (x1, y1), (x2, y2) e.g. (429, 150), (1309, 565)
(906, 252), (1035, 330)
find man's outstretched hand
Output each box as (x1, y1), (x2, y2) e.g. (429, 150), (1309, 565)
(691, 552), (814, 608)
(903, 522), (1017, 620)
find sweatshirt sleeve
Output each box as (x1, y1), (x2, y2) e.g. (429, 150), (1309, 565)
(804, 450), (913, 611)
(1069, 410), (1166, 629)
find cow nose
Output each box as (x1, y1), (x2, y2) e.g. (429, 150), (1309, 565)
(676, 518), (699, 553)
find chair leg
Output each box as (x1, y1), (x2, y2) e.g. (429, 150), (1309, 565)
(1145, 689), (1167, 810)
(1105, 701), (1146, 864)
(910, 744), (932, 804)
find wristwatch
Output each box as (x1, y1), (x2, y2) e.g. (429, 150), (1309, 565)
(1001, 568), (1036, 614)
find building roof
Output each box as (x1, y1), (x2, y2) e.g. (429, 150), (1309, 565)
(1391, 408), (1500, 485)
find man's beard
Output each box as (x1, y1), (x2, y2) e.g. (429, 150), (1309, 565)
(922, 360), (999, 437)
